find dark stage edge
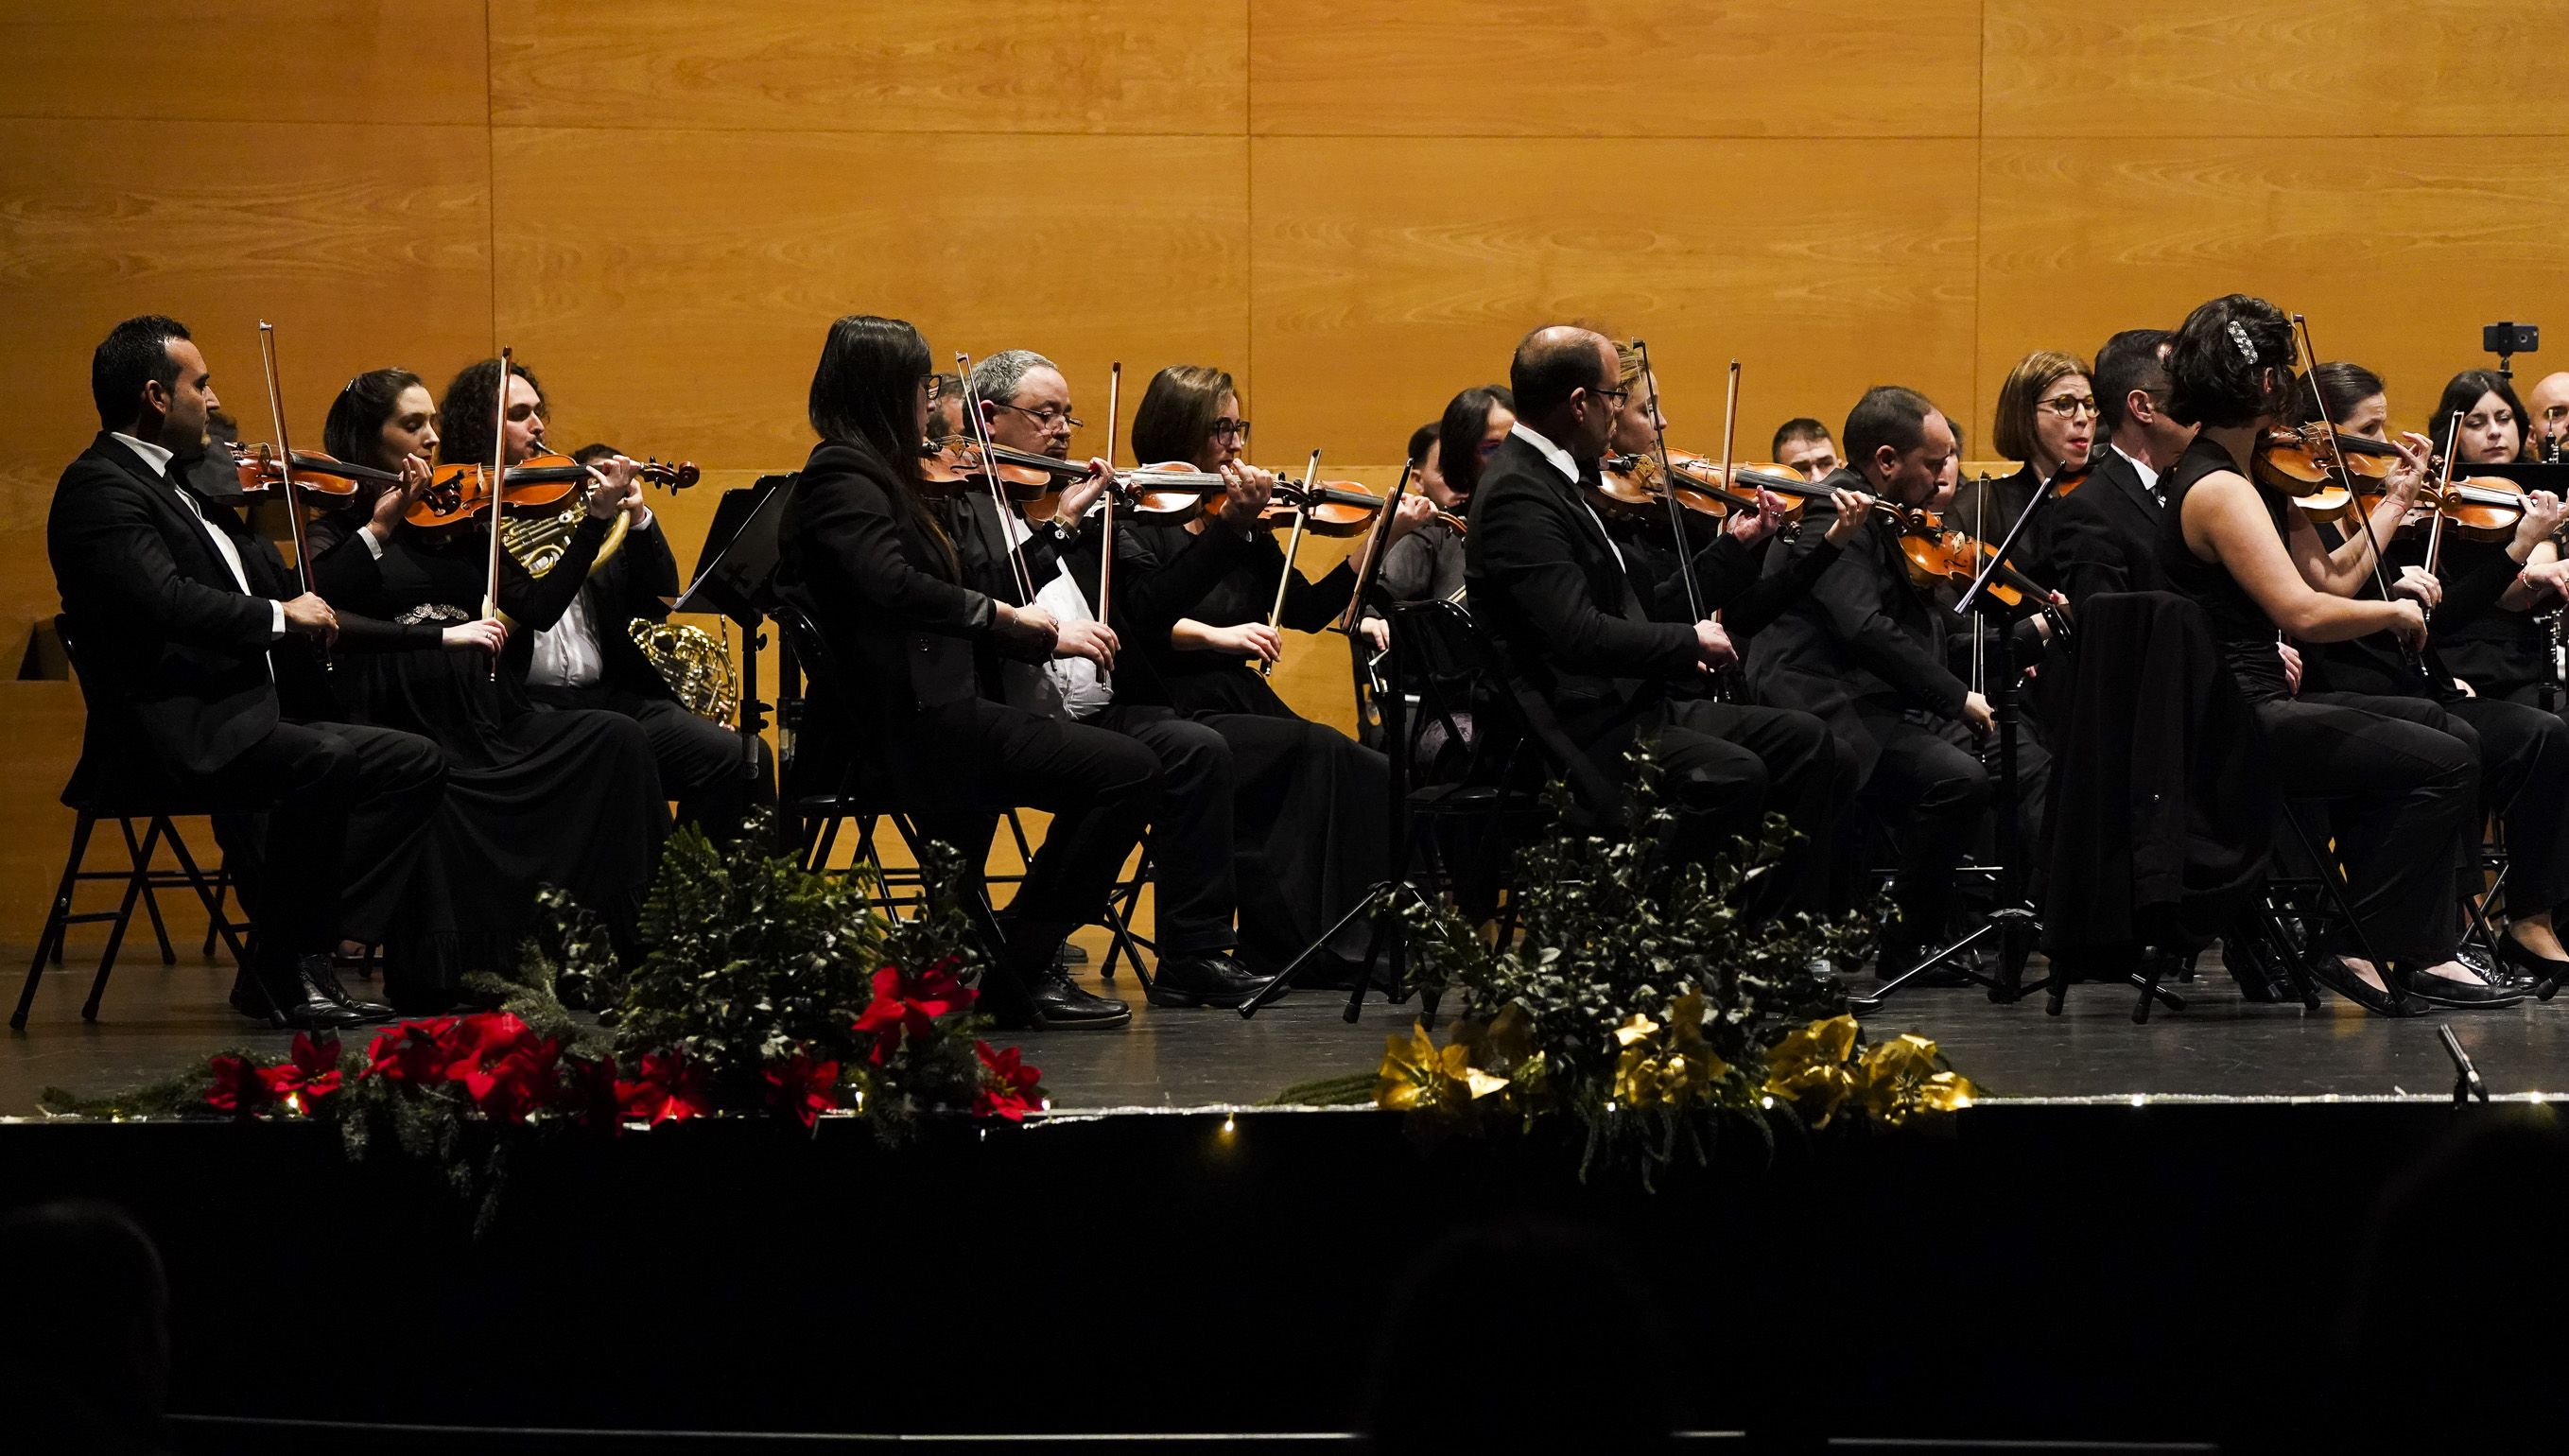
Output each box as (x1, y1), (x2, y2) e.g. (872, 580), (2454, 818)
(12, 940), (2569, 1452)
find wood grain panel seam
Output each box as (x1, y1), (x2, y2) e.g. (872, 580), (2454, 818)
(482, 122), (1257, 139)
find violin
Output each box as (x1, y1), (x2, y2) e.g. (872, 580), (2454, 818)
(2360, 473), (2534, 544)
(1872, 503), (2049, 610)
(1259, 479), (1386, 537)
(2251, 423), (2398, 520)
(1595, 451), (1737, 529)
(408, 452), (698, 529)
(230, 442), (394, 497)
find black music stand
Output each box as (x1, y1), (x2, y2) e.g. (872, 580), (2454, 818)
(672, 474), (796, 795)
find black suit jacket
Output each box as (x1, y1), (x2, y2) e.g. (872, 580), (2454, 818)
(1746, 470), (1970, 777)
(588, 515), (684, 702)
(2044, 449), (2169, 612)
(48, 434), (295, 793)
(1464, 433), (1701, 805)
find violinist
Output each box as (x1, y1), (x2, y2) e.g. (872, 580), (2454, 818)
(1112, 362), (1422, 977)
(1773, 418), (1840, 482)
(1361, 385), (1510, 631)
(926, 371), (965, 444)
(946, 346), (1277, 1004)
(46, 316), (446, 1030)
(2291, 361), (2569, 987)
(1954, 350), (2095, 583)
(1123, 363), (1432, 715)
(438, 359), (774, 841)
(2043, 330), (2192, 610)
(775, 317), (1155, 1030)
(1465, 325), (1845, 915)
(2152, 294), (2484, 1014)
(2414, 368), (2565, 703)
(305, 366), (668, 1012)
(1747, 386), (2049, 974)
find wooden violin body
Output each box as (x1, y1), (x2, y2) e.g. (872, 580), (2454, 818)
(408, 452), (696, 529)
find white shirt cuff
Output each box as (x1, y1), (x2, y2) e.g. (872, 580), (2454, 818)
(634, 507), (655, 531)
(269, 599), (286, 641)
(361, 527), (387, 559)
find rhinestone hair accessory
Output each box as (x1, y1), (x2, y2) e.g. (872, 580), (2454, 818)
(2226, 320), (2258, 364)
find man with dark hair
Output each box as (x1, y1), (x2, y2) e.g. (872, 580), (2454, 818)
(48, 316), (446, 1029)
(1773, 417), (1839, 481)
(1466, 325), (1849, 912)
(1751, 386), (2050, 972)
(2045, 329), (2196, 610)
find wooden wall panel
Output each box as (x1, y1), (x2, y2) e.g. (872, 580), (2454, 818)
(490, 0), (1247, 133)
(1976, 138), (2569, 439)
(488, 128), (1250, 472)
(1250, 137), (1981, 469)
(1986, 1), (2569, 138)
(0, 1), (488, 125)
(0, 118), (495, 651)
(1251, 0), (1980, 137)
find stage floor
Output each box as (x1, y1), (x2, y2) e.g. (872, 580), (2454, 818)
(9, 926), (2567, 1112)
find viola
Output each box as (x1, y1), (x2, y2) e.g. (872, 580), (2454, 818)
(230, 442), (394, 497)
(408, 451), (698, 529)
(1873, 503), (2049, 610)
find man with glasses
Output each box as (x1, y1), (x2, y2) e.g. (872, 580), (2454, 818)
(2527, 372), (2569, 460)
(2045, 329), (2196, 610)
(946, 348), (1295, 1008)
(1467, 325), (1851, 916)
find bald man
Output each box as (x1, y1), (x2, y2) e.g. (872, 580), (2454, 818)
(2527, 372), (2569, 460)
(1463, 324), (1849, 917)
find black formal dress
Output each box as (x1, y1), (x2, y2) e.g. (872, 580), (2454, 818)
(773, 437), (1159, 991)
(2427, 534), (2554, 702)
(46, 435), (445, 986)
(2043, 447), (2171, 613)
(2154, 436), (2475, 962)
(1747, 469), (2049, 937)
(523, 509), (776, 840)
(1106, 511), (1395, 968)
(1466, 431), (1848, 912)
(309, 511), (667, 1007)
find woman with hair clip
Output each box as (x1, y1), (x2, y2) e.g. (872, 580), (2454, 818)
(2156, 295), (2492, 1014)
(2292, 362), (2569, 984)
(775, 316), (1156, 1029)
(1121, 363), (1432, 718)
(304, 367), (668, 1013)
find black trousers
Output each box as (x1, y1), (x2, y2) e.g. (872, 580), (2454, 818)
(1090, 703), (1235, 957)
(894, 697), (1161, 986)
(1859, 711), (2051, 934)
(205, 719), (446, 971)
(1586, 697), (1853, 914)
(2432, 695), (2569, 914)
(529, 684), (775, 841)
(2258, 692), (2477, 962)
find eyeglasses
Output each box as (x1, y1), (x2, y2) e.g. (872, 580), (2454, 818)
(1591, 386), (1633, 407)
(992, 401), (1083, 430)
(2038, 395), (2101, 420)
(1209, 418), (1252, 442)
(921, 374), (944, 402)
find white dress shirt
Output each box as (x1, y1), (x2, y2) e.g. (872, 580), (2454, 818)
(112, 432), (286, 642)
(993, 508), (1112, 720)
(528, 508), (654, 691)
(1509, 421), (1625, 571)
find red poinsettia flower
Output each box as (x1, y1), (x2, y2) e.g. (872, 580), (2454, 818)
(762, 1050), (842, 1129)
(851, 958), (976, 1066)
(366, 1016), (460, 1085)
(616, 1049), (713, 1126)
(972, 1040), (1045, 1122)
(434, 1014), (562, 1124)
(559, 1053), (626, 1132)
(257, 1032), (344, 1113)
(203, 1053), (274, 1116)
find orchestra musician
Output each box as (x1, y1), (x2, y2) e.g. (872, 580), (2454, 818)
(2044, 330), (2190, 610)
(775, 316), (1157, 1030)
(1772, 418), (1840, 482)
(2527, 371), (2569, 459)
(46, 317), (446, 1029)
(2286, 360), (2569, 989)
(437, 359), (775, 841)
(1748, 385), (2050, 971)
(1953, 350), (2095, 584)
(308, 366), (669, 1012)
(1465, 325), (1850, 916)
(1359, 385), (1510, 635)
(2411, 369), (2561, 705)
(2151, 294), (2484, 1014)
(946, 346), (1316, 1003)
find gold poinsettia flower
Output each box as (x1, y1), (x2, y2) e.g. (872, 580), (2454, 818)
(1762, 1014), (1863, 1127)
(1376, 1022), (1454, 1113)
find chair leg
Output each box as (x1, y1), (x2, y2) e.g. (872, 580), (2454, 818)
(165, 822), (250, 969)
(128, 816), (178, 966)
(86, 817), (165, 1022)
(12, 812), (96, 1031)
(201, 865), (227, 959)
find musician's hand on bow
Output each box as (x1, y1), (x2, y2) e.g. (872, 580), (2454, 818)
(2387, 598), (2428, 650)
(1823, 489), (1875, 547)
(2279, 640), (2303, 696)
(442, 617), (508, 657)
(1208, 621), (1283, 664)
(1693, 615), (1736, 671)
(1359, 616), (1390, 651)
(1961, 690), (1995, 737)
(2390, 564), (2442, 613)
(1052, 616), (1118, 669)
(282, 592), (338, 647)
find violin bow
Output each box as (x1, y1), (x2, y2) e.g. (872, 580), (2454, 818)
(1635, 338), (1705, 622)
(2422, 410), (2463, 602)
(481, 347), (512, 680)
(1259, 449), (1321, 679)
(956, 352), (1036, 606)
(1337, 456), (1418, 638)
(2293, 316), (2421, 672)
(254, 321), (329, 671)
(1097, 361), (1120, 627)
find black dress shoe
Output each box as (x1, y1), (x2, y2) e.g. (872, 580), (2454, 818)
(2495, 932), (2569, 1000)
(2303, 954), (2429, 1017)
(240, 961), (367, 1031)
(1147, 953), (1268, 1009)
(2404, 960), (2527, 1010)
(1055, 943), (1089, 965)
(299, 955), (399, 1023)
(1029, 969), (1131, 1030)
